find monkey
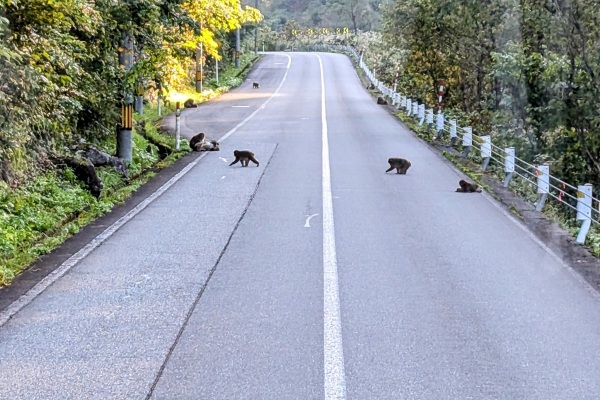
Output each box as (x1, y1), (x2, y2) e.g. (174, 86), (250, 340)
(229, 150), (259, 167)
(194, 139), (220, 152)
(385, 157), (411, 174)
(377, 96), (388, 105)
(184, 98), (197, 108)
(252, 82), (260, 89)
(64, 157), (103, 198)
(189, 132), (205, 150)
(188, 132), (220, 152)
(455, 179), (482, 193)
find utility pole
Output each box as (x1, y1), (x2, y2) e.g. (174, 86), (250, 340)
(235, 28), (240, 68)
(117, 32), (134, 162)
(254, 0), (258, 54)
(196, 23), (203, 93)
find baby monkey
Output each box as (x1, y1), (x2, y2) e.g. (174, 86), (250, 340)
(252, 82), (260, 89)
(385, 157), (411, 174)
(456, 179), (482, 193)
(229, 150), (260, 167)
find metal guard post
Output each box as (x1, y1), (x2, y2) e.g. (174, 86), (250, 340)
(576, 184), (593, 244)
(175, 102), (181, 150)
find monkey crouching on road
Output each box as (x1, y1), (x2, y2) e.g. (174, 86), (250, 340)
(385, 158), (411, 174)
(456, 179), (482, 193)
(377, 96), (388, 105)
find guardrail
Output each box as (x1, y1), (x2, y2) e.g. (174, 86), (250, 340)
(306, 43), (599, 244)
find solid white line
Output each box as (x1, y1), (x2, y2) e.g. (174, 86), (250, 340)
(0, 54), (293, 329)
(317, 54), (347, 400)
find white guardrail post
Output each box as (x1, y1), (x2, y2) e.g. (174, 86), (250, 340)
(449, 119), (457, 146)
(480, 135), (491, 170)
(535, 165), (549, 211)
(576, 183), (593, 244)
(412, 101), (419, 120)
(406, 99), (412, 116)
(175, 102), (181, 150)
(426, 109), (434, 130)
(462, 127), (472, 157)
(418, 104), (425, 125)
(504, 147), (515, 187)
(435, 112), (445, 140)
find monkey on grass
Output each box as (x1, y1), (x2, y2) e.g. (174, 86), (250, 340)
(229, 150), (259, 167)
(252, 82), (260, 89)
(456, 179), (482, 193)
(183, 98), (197, 108)
(188, 132), (220, 152)
(385, 158), (411, 174)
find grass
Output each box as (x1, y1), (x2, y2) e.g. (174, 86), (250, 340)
(0, 54), (261, 287)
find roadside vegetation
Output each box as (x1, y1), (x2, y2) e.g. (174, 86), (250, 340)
(0, 0), (261, 287)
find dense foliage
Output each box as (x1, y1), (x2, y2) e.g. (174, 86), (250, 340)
(0, 0), (261, 180)
(255, 0), (381, 33)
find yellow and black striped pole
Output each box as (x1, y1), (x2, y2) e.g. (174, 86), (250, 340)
(121, 103), (133, 130)
(117, 102), (133, 161)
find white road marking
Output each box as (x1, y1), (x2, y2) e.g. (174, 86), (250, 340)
(304, 213), (319, 228)
(232, 105), (250, 108)
(219, 157), (228, 163)
(0, 54), (293, 329)
(221, 176), (226, 180)
(317, 54), (347, 400)
(219, 55), (291, 142)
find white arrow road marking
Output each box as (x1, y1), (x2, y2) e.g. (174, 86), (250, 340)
(304, 213), (319, 228)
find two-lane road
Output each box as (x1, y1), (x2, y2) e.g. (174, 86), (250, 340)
(1, 52), (600, 399)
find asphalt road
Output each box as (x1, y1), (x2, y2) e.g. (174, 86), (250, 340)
(1, 52), (600, 399)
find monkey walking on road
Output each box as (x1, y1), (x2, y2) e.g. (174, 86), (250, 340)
(229, 150), (259, 167)
(252, 82), (260, 89)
